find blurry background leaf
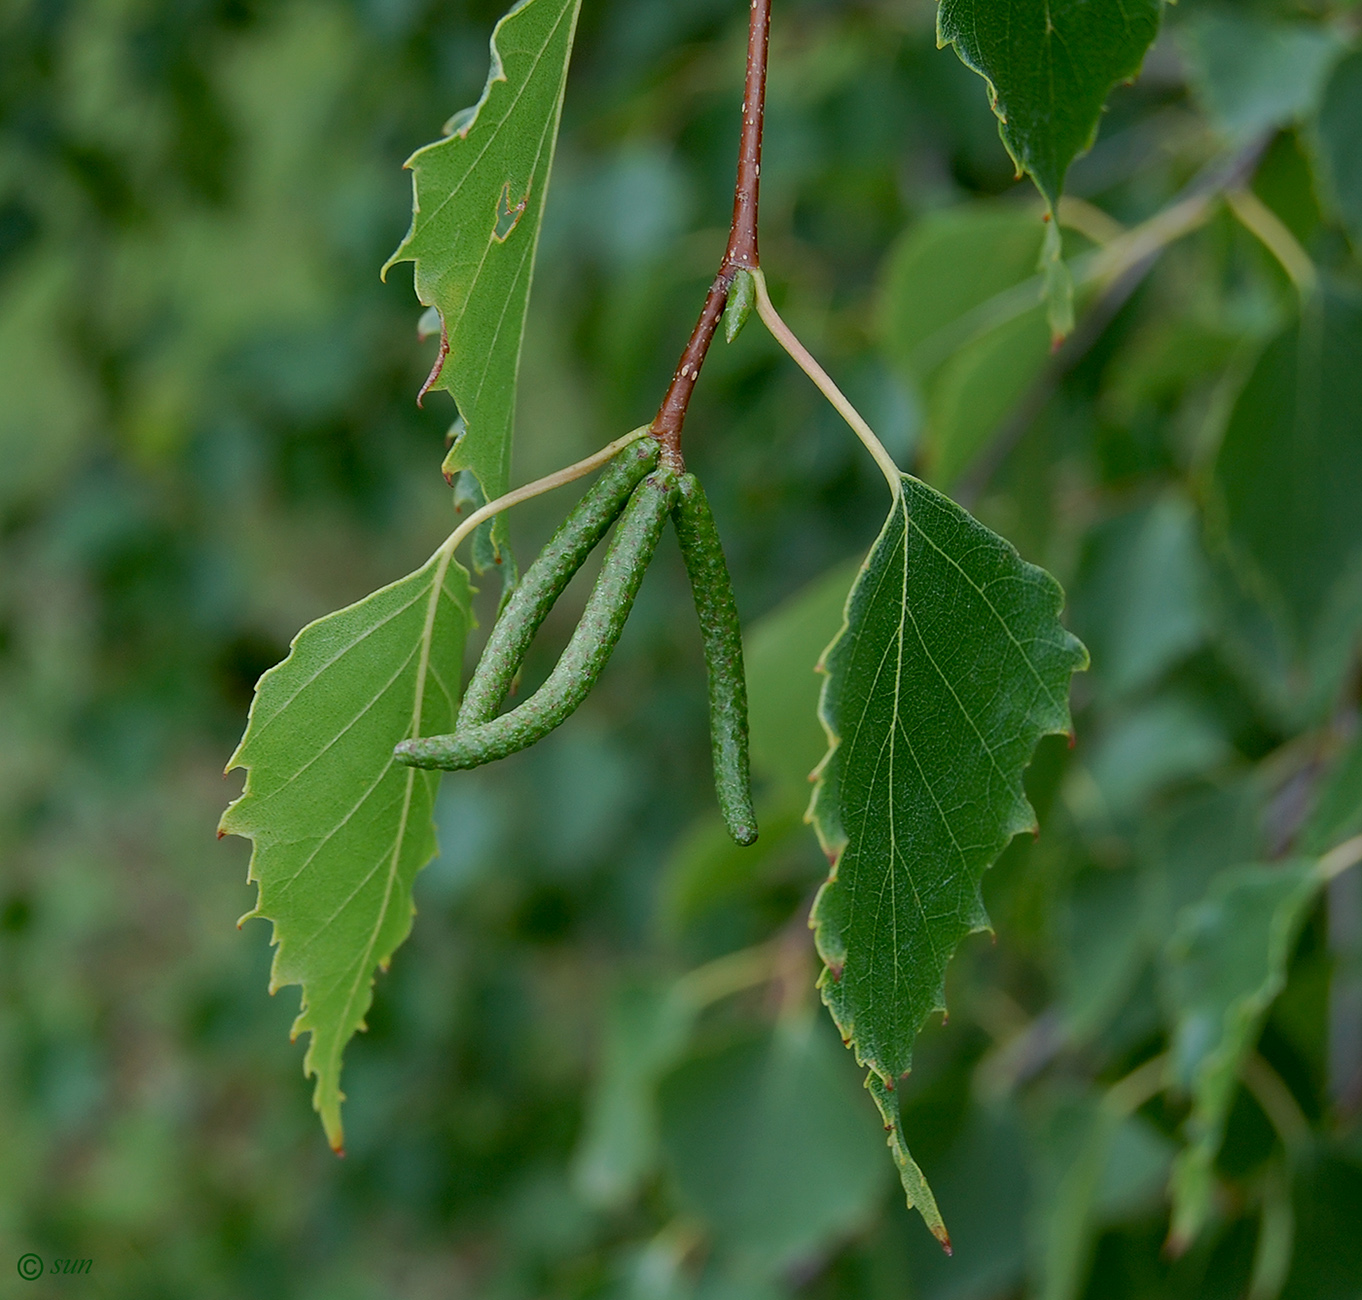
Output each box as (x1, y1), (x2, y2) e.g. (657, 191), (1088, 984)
(1211, 290), (1362, 717)
(1165, 861), (1321, 1245)
(1023, 1087), (1173, 1300)
(1179, 10), (1342, 143)
(1055, 866), (1147, 1045)
(1301, 732), (1362, 856)
(878, 206), (1050, 488)
(745, 557), (860, 796)
(1314, 50), (1362, 248)
(572, 979), (692, 1209)
(1069, 492), (1207, 700)
(1077, 697), (1231, 825)
(657, 1014), (887, 1279)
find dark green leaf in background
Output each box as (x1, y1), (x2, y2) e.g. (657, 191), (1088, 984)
(657, 1015), (887, 1280)
(878, 206), (1050, 488)
(809, 475), (1086, 1230)
(1078, 697), (1230, 824)
(1301, 732), (1362, 857)
(1068, 493), (1206, 700)
(1180, 10), (1342, 143)
(1054, 866), (1147, 1046)
(1164, 860), (1322, 1247)
(1211, 290), (1362, 705)
(572, 980), (692, 1210)
(936, 0), (1163, 212)
(384, 0), (583, 551)
(1314, 50), (1362, 248)
(220, 550), (473, 1150)
(745, 558), (862, 797)
(1140, 781), (1264, 947)
(1024, 1087), (1172, 1300)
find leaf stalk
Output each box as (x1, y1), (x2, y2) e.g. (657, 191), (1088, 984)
(749, 268), (901, 492)
(441, 426), (652, 559)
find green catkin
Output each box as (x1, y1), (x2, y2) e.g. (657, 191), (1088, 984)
(396, 468), (677, 771)
(672, 473), (757, 846)
(455, 437), (660, 729)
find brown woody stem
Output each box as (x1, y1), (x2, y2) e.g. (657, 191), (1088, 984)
(652, 0), (770, 469)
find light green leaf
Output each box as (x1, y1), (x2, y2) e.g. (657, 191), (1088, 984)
(808, 474), (1086, 1229)
(936, 0), (1163, 212)
(657, 802), (813, 939)
(657, 1015), (887, 1277)
(1165, 860), (1322, 1247)
(220, 546), (473, 1150)
(1180, 11), (1342, 144)
(1211, 290), (1362, 696)
(1314, 49), (1362, 247)
(383, 0), (583, 552)
(878, 206), (1051, 488)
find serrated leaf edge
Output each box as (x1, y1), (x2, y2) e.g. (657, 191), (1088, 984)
(220, 538), (469, 1150)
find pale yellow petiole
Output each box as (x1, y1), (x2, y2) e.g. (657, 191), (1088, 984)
(749, 267), (902, 494)
(442, 425), (654, 559)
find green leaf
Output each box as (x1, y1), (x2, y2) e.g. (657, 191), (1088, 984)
(899, 1106), (1030, 1297)
(656, 1015), (887, 1278)
(383, 0), (583, 550)
(1055, 866), (1146, 1045)
(808, 474), (1086, 1228)
(1301, 732), (1362, 857)
(745, 557), (862, 796)
(877, 206), (1051, 488)
(1314, 49), (1362, 248)
(572, 980), (692, 1209)
(1068, 492), (1207, 699)
(1180, 11), (1342, 144)
(1140, 782), (1264, 948)
(220, 546), (473, 1150)
(936, 0), (1162, 212)
(1078, 697), (1230, 824)
(1024, 1088), (1172, 1300)
(1211, 290), (1362, 692)
(1164, 860), (1322, 1247)
(655, 558), (863, 941)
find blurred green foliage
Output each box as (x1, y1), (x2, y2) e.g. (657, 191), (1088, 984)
(2, 0), (1362, 1296)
